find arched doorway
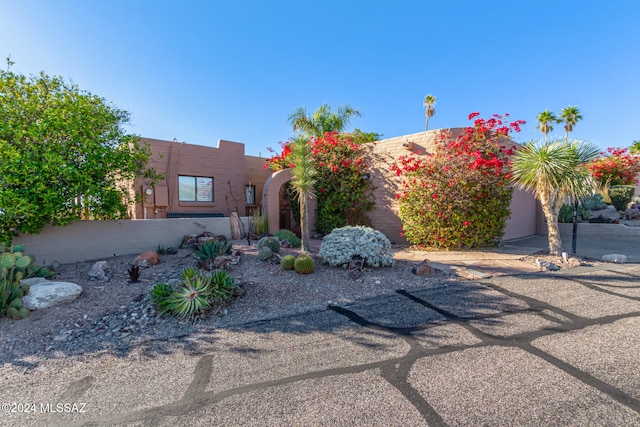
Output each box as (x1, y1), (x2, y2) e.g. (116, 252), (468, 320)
(262, 169), (316, 235)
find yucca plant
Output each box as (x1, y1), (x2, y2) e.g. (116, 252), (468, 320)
(194, 240), (232, 261)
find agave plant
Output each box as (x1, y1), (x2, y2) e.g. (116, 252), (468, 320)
(194, 240), (232, 261)
(165, 274), (212, 318)
(150, 283), (173, 314)
(210, 270), (235, 300)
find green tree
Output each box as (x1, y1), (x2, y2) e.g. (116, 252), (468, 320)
(287, 104), (361, 137)
(423, 94), (436, 131)
(630, 140), (640, 154)
(535, 109), (558, 143)
(511, 138), (599, 255)
(0, 62), (154, 243)
(288, 136), (317, 252)
(559, 105), (583, 142)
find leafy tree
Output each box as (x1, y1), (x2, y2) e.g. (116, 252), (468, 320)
(511, 139), (599, 255)
(287, 136), (317, 252)
(0, 62), (154, 243)
(630, 140), (640, 154)
(287, 104), (361, 137)
(535, 109), (558, 143)
(423, 94), (436, 131)
(559, 105), (583, 142)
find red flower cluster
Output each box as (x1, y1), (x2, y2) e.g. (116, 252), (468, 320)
(391, 113), (524, 249)
(586, 147), (640, 186)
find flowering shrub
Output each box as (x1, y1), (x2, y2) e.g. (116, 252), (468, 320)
(265, 132), (374, 234)
(319, 225), (395, 268)
(587, 147), (640, 187)
(390, 113), (524, 249)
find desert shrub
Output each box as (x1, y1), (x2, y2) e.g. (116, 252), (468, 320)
(582, 193), (606, 211)
(252, 209), (269, 236)
(587, 147), (640, 204)
(558, 204), (574, 223)
(608, 185), (635, 211)
(391, 113), (523, 249)
(319, 226), (394, 268)
(274, 229), (301, 248)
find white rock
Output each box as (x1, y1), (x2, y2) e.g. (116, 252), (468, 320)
(602, 254), (627, 263)
(22, 279), (83, 310)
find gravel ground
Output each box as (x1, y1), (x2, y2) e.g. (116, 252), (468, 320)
(0, 241), (452, 367)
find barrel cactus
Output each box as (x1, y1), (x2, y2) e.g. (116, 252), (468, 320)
(257, 236), (280, 254)
(294, 254), (314, 274)
(258, 246), (274, 261)
(280, 255), (295, 270)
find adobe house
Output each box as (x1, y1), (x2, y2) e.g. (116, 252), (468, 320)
(134, 130), (540, 243)
(131, 138), (272, 219)
(261, 129), (540, 243)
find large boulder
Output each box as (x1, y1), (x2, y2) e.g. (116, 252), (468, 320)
(131, 250), (160, 267)
(21, 278), (83, 310)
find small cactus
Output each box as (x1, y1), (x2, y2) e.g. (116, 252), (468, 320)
(258, 246), (273, 261)
(257, 236), (280, 254)
(294, 254), (315, 274)
(280, 255), (295, 270)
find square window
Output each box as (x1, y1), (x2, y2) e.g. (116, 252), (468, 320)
(179, 176), (213, 202)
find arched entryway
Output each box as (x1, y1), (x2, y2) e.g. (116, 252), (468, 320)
(261, 169), (317, 235)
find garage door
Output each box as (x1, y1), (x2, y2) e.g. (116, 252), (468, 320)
(503, 188), (537, 240)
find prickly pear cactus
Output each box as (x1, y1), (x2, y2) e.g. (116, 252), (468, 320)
(294, 254), (315, 274)
(280, 255), (295, 270)
(257, 236), (280, 254)
(0, 244), (32, 319)
(258, 246), (274, 261)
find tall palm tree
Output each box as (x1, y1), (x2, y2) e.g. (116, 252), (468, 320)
(288, 135), (317, 252)
(423, 94), (436, 131)
(511, 138), (599, 255)
(559, 105), (583, 142)
(535, 109), (558, 143)
(287, 104), (361, 137)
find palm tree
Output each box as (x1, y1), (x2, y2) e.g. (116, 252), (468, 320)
(423, 94), (436, 131)
(535, 109), (558, 143)
(630, 140), (640, 154)
(511, 138), (599, 255)
(287, 104), (361, 137)
(288, 135), (317, 252)
(559, 105), (583, 142)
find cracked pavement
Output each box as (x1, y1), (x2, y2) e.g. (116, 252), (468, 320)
(3, 263), (640, 426)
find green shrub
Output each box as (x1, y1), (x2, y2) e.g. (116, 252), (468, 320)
(558, 204), (574, 223)
(274, 229), (301, 248)
(319, 226), (394, 268)
(253, 209), (269, 236)
(391, 113), (520, 249)
(608, 185), (635, 210)
(582, 193), (606, 210)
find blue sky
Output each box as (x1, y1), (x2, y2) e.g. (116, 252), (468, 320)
(2, 1), (639, 156)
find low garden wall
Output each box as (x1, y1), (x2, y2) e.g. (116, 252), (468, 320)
(13, 217), (251, 265)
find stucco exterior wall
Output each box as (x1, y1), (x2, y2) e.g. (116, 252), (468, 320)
(13, 217), (251, 264)
(135, 138), (248, 218)
(363, 129), (539, 243)
(245, 155), (273, 215)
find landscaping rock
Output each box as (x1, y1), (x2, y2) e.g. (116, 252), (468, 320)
(88, 261), (110, 281)
(602, 254), (627, 263)
(589, 205), (620, 222)
(22, 278), (83, 310)
(412, 259), (433, 276)
(131, 250), (160, 267)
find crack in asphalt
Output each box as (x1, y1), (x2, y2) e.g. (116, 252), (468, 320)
(51, 269), (640, 425)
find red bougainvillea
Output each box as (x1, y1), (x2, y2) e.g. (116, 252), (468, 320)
(265, 132), (374, 234)
(586, 147), (640, 186)
(390, 113), (525, 249)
